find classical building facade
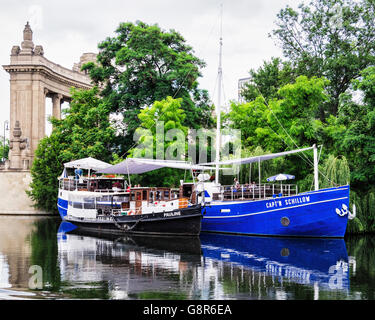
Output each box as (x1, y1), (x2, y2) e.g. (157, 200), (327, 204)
(0, 22), (95, 214)
(2, 22), (95, 170)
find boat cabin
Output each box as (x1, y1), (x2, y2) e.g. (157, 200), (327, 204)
(65, 182), (197, 220)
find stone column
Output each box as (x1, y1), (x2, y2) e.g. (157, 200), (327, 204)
(52, 93), (63, 120)
(9, 120), (27, 170)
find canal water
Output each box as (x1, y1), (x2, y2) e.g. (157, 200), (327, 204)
(0, 215), (374, 300)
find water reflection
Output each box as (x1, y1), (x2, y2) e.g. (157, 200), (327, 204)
(200, 233), (349, 298)
(56, 222), (350, 299)
(57, 222), (202, 299)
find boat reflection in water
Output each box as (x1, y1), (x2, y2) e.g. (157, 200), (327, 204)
(57, 222), (203, 299)
(57, 222), (349, 299)
(200, 233), (350, 293)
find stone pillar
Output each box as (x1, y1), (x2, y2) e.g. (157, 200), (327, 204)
(19, 22), (34, 55)
(52, 93), (63, 120)
(9, 121), (27, 170)
(3, 22), (94, 171)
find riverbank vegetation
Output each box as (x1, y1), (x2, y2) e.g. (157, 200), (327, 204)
(29, 0), (375, 233)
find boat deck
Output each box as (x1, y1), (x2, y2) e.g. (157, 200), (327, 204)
(214, 183), (298, 201)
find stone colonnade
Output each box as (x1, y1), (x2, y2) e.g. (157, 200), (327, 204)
(2, 22), (95, 170)
(0, 22), (95, 215)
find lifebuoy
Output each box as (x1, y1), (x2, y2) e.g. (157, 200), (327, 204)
(128, 210), (134, 215)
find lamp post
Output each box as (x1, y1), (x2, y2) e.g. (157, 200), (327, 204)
(3, 120), (9, 162)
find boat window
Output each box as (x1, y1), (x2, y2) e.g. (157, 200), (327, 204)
(156, 191), (161, 201)
(130, 192), (135, 201)
(84, 202), (95, 209)
(83, 198), (95, 209)
(113, 195), (127, 202)
(164, 190), (170, 200)
(172, 190), (179, 198)
(98, 195), (110, 202)
(142, 190), (148, 201)
(73, 202), (83, 209)
(182, 184), (193, 198)
(149, 191), (154, 203)
(136, 192), (142, 201)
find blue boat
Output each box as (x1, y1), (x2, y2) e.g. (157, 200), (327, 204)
(201, 186), (351, 237)
(196, 23), (354, 238)
(198, 147), (353, 238)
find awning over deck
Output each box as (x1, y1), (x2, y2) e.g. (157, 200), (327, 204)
(200, 146), (315, 166)
(64, 157), (112, 171)
(97, 158), (216, 175)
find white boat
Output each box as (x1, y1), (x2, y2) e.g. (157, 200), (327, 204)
(57, 157), (214, 236)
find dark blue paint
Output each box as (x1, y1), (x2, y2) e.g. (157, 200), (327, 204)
(202, 185), (350, 237)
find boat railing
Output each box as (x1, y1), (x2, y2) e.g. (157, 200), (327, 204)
(219, 183), (298, 201)
(59, 177), (128, 193)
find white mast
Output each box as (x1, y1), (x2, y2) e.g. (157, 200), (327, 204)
(215, 4), (223, 184)
(313, 144), (319, 190)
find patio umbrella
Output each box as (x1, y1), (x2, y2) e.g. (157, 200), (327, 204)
(266, 173), (295, 182)
(267, 173), (295, 194)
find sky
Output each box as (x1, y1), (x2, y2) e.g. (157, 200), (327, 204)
(0, 0), (303, 138)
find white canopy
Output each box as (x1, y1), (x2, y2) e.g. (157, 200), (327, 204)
(200, 146), (314, 166)
(98, 158), (216, 175)
(64, 157), (112, 171)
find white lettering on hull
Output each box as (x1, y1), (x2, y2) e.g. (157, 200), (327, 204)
(266, 196), (310, 209)
(164, 211), (181, 217)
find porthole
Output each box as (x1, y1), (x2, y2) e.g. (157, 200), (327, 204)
(281, 216), (290, 227)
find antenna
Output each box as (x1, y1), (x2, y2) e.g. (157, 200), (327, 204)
(215, 3), (223, 184)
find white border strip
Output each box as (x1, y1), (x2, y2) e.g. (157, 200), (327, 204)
(57, 204), (67, 210)
(203, 196), (348, 219)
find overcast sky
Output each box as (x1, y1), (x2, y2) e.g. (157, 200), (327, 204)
(0, 0), (303, 137)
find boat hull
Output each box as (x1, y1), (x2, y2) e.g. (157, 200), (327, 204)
(64, 205), (203, 236)
(201, 186), (350, 238)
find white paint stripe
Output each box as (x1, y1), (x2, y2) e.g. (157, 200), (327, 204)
(203, 196), (348, 219)
(57, 204), (67, 210)
(299, 187), (349, 195)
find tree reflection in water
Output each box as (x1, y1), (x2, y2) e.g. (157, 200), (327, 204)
(3, 217), (373, 299)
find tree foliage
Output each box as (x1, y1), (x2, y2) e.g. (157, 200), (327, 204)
(128, 97), (188, 187)
(0, 137), (9, 161)
(241, 57), (297, 102)
(227, 75), (329, 188)
(83, 21), (213, 155)
(270, 0), (375, 118)
(28, 87), (115, 213)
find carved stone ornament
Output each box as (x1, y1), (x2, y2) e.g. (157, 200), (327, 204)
(23, 22), (33, 41)
(13, 121), (22, 138)
(11, 45), (20, 55)
(34, 45), (44, 56)
(21, 21), (34, 52)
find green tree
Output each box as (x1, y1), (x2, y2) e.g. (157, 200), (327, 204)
(128, 96), (188, 187)
(241, 57), (297, 102)
(228, 76), (328, 152)
(28, 87), (115, 213)
(271, 0), (375, 118)
(331, 67), (375, 190)
(226, 75), (329, 187)
(83, 21), (213, 155)
(0, 137), (9, 161)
